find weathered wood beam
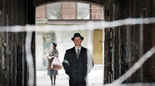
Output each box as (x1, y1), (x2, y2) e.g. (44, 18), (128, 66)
(1, 0), (7, 26)
(0, 32), (2, 86)
(0, 0), (2, 26)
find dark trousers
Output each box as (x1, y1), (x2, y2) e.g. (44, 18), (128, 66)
(69, 78), (86, 86)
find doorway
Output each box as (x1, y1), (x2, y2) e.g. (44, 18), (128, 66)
(93, 30), (103, 64)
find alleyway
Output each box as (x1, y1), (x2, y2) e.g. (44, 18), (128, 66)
(37, 65), (103, 86)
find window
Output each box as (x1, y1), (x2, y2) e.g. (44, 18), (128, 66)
(36, 2), (103, 20)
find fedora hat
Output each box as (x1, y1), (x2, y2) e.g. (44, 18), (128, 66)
(71, 33), (84, 41)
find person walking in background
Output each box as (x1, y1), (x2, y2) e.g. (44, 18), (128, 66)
(47, 42), (59, 85)
(63, 33), (94, 86)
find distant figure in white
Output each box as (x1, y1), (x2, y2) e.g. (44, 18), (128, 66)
(46, 42), (59, 85)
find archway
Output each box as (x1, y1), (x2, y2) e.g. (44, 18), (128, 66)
(35, 1), (105, 86)
(34, 0), (105, 7)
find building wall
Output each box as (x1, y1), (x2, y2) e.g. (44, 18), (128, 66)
(35, 32), (44, 69)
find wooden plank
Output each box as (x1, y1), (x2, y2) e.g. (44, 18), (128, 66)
(111, 0), (115, 81)
(1, 33), (6, 86)
(28, 0), (35, 25)
(152, 23), (155, 80)
(22, 32), (26, 86)
(1, 0), (7, 26)
(2, 32), (7, 86)
(126, 25), (131, 82)
(22, 32), (25, 86)
(142, 0), (154, 82)
(132, 0), (136, 82)
(104, 29), (107, 83)
(8, 33), (12, 86)
(10, 33), (16, 86)
(1, 0), (8, 86)
(17, 33), (23, 86)
(7, 0), (12, 85)
(0, 32), (2, 86)
(138, 0), (144, 82)
(152, 0), (155, 80)
(6, 30), (10, 86)
(104, 28), (111, 83)
(7, 0), (11, 26)
(134, 0), (141, 82)
(18, 0), (23, 25)
(10, 0), (17, 85)
(15, 0), (19, 24)
(114, 27), (118, 80)
(32, 32), (36, 86)
(103, 0), (112, 83)
(11, 0), (15, 25)
(118, 27), (121, 77)
(14, 33), (18, 86)
(146, 0), (153, 81)
(0, 0), (1, 26)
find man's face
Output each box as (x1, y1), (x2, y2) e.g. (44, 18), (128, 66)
(73, 37), (82, 46)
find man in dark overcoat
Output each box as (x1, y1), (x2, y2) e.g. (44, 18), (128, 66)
(63, 33), (94, 86)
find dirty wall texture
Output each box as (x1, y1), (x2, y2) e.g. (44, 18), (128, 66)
(0, 0), (155, 86)
(104, 0), (155, 84)
(0, 0), (35, 86)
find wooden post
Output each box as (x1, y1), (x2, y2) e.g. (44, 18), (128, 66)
(111, 0), (118, 82)
(22, 32), (25, 86)
(132, 0), (136, 82)
(103, 0), (111, 84)
(11, 0), (15, 26)
(152, 0), (155, 81)
(0, 32), (2, 86)
(1, 0), (7, 25)
(1, 1), (7, 86)
(0, 0), (2, 26)
(134, 0), (142, 82)
(14, 33), (18, 86)
(128, 0), (133, 83)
